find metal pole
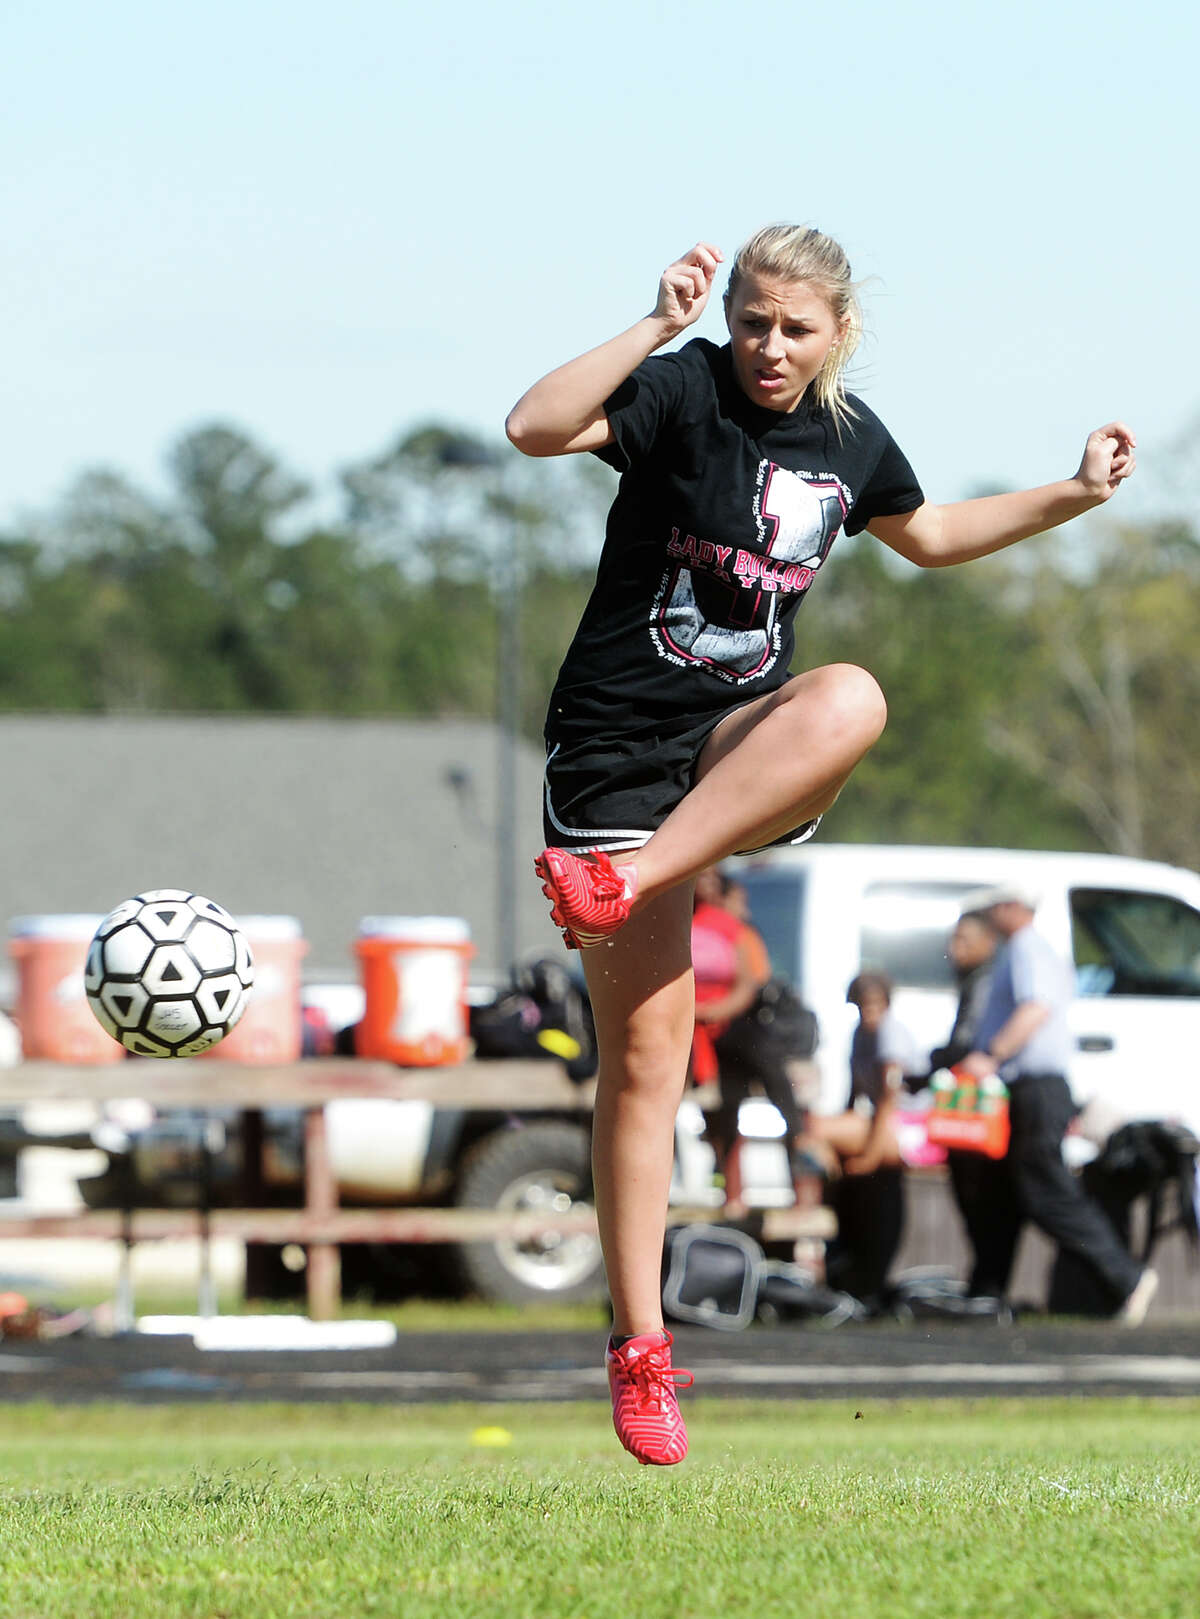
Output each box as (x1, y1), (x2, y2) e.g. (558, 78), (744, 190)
(303, 1105), (341, 1321)
(434, 438), (521, 979)
(115, 1205), (135, 1333)
(196, 1115), (224, 1320)
(496, 503), (520, 976)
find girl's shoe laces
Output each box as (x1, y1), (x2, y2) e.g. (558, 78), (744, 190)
(586, 863), (626, 900)
(628, 1346), (694, 1411)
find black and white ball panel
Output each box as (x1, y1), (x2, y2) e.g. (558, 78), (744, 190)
(84, 888), (254, 1058)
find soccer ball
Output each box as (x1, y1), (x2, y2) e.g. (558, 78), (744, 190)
(84, 889), (254, 1058)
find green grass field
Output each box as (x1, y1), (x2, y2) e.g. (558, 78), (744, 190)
(0, 1398), (1196, 1618)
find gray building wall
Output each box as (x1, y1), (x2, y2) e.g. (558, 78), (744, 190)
(0, 714), (565, 990)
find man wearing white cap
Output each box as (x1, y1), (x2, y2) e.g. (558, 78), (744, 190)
(960, 883), (1158, 1326)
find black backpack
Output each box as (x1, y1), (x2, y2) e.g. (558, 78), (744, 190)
(1082, 1120), (1200, 1261)
(469, 957), (597, 1083)
(1047, 1119), (1199, 1316)
(744, 977), (819, 1059)
(661, 1223), (863, 1331)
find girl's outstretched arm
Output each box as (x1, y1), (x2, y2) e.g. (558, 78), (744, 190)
(505, 243), (723, 458)
(867, 422), (1137, 567)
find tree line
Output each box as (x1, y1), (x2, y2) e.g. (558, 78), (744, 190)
(2, 421), (1197, 870)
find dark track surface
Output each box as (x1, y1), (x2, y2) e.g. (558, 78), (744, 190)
(3, 1320), (1200, 1404)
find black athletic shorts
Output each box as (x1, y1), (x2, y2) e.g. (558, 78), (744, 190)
(542, 711), (821, 856)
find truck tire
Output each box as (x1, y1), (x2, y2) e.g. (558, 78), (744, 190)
(453, 1122), (605, 1306)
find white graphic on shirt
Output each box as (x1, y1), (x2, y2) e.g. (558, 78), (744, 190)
(651, 462), (848, 683)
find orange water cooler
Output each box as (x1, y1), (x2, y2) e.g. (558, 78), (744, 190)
(204, 915), (307, 1064)
(354, 916), (472, 1066)
(8, 914), (124, 1064)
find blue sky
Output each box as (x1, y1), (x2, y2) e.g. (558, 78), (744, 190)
(2, 0), (1196, 529)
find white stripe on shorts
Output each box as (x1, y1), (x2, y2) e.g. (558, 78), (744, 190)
(543, 746), (653, 852)
(543, 746), (821, 856)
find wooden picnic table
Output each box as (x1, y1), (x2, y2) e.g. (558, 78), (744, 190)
(0, 1056), (594, 1110)
(0, 1058), (834, 1320)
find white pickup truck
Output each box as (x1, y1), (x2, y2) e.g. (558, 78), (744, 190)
(735, 842), (1200, 1142)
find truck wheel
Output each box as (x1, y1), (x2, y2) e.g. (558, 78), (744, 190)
(454, 1122), (605, 1306)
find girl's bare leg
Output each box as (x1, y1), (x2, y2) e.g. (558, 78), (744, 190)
(581, 884), (696, 1336)
(810, 1111), (904, 1169)
(615, 663), (887, 903)
(809, 1112), (872, 1158)
(557, 663), (885, 1331)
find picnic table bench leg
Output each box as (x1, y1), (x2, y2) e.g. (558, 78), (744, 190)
(239, 1107), (270, 1300)
(114, 1206), (136, 1332)
(196, 1114), (223, 1320)
(303, 1105), (341, 1321)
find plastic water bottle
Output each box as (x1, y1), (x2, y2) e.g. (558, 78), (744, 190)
(979, 1075), (1008, 1115)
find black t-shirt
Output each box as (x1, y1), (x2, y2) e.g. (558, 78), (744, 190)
(545, 338), (923, 746)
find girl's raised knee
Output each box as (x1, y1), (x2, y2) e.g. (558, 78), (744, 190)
(816, 663), (888, 742)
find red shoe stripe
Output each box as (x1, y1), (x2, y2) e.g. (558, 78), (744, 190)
(534, 849), (635, 951)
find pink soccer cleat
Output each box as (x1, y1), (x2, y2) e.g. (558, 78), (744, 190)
(606, 1329), (693, 1466)
(534, 848), (638, 950)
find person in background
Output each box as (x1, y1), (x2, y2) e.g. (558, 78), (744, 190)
(717, 878), (764, 961)
(806, 969), (918, 1306)
(700, 873), (815, 1215)
(689, 868), (766, 1103)
(960, 883), (1158, 1325)
(929, 908), (1022, 1300)
(930, 911), (1001, 1075)
(812, 970), (917, 1176)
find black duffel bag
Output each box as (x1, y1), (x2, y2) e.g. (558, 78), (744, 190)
(747, 977), (819, 1058)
